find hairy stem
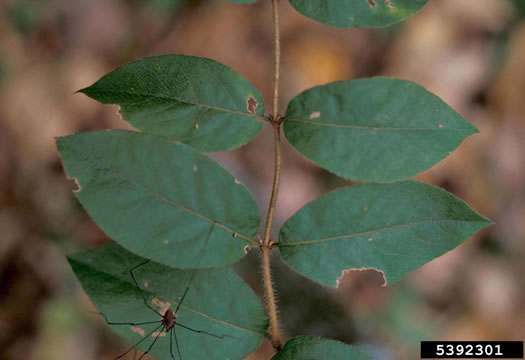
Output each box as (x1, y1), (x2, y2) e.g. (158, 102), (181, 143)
(260, 244), (281, 348)
(259, 0), (282, 351)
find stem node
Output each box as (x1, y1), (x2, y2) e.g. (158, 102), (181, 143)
(260, 0), (283, 351)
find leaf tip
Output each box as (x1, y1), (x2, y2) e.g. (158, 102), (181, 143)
(75, 86), (89, 96)
(65, 254), (75, 266)
(75, 83), (99, 100)
(468, 122), (480, 135)
(468, 206), (494, 228)
(479, 215), (495, 227)
(65, 251), (91, 272)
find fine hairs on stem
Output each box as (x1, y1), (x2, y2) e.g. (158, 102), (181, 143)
(260, 0), (283, 351)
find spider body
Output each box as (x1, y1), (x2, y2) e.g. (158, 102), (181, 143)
(162, 308), (176, 331)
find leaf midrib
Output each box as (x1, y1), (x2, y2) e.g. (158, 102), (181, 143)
(116, 172), (256, 244)
(85, 88), (266, 122)
(279, 219), (489, 246)
(284, 117), (473, 131)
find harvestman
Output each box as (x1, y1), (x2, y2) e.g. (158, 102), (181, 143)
(101, 223), (226, 360)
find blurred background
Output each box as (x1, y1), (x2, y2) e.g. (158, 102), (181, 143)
(1, 0), (525, 359)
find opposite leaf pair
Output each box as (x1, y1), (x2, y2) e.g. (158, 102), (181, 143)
(59, 52), (491, 360)
(78, 55), (477, 184)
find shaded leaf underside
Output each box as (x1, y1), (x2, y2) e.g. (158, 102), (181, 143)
(57, 130), (260, 269)
(279, 181), (492, 287)
(69, 243), (266, 360)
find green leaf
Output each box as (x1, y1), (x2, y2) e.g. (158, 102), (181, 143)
(272, 336), (371, 360)
(57, 130), (260, 269)
(289, 0), (429, 28)
(279, 181), (492, 287)
(79, 55), (264, 152)
(283, 78), (477, 183)
(69, 243), (267, 360)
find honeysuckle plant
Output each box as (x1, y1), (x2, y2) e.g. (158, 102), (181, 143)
(58, 1), (492, 359)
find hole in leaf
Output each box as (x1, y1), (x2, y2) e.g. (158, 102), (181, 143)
(247, 96), (258, 115)
(385, 0), (395, 8)
(336, 267), (387, 289)
(367, 0), (377, 8)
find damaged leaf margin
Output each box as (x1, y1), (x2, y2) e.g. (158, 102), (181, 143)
(278, 181), (492, 287)
(79, 54), (264, 152)
(335, 267), (387, 289)
(56, 130), (261, 269)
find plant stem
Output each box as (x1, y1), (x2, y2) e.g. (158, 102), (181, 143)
(261, 242), (281, 348)
(272, 0), (280, 117)
(263, 122), (281, 247)
(259, 0), (282, 351)
(260, 120), (282, 350)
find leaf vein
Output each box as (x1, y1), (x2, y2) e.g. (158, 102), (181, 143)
(116, 172), (256, 244)
(284, 117), (471, 131)
(279, 219), (488, 246)
(89, 89), (266, 122)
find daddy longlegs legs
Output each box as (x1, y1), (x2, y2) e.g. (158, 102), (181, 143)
(101, 223), (226, 360)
